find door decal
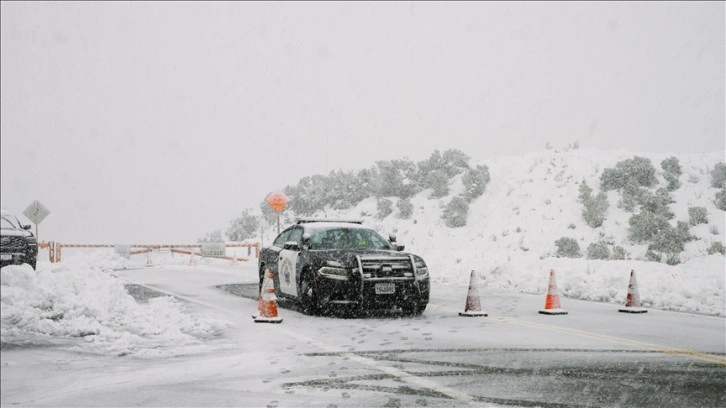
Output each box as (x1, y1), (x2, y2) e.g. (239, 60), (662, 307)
(278, 250), (298, 297)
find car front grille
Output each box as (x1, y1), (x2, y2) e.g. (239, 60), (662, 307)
(356, 256), (414, 280)
(1, 236), (28, 252)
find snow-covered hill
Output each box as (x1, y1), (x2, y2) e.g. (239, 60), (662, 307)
(289, 148), (725, 315)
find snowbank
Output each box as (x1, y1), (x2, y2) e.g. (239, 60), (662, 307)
(1, 258), (226, 357)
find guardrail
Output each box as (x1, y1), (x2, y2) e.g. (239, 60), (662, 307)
(38, 242), (260, 263)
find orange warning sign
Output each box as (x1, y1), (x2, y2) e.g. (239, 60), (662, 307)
(266, 191), (289, 213)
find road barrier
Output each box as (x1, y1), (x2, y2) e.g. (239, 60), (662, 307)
(38, 241), (260, 263)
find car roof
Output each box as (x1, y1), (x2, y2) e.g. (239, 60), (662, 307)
(299, 222), (373, 233)
(296, 218), (363, 225)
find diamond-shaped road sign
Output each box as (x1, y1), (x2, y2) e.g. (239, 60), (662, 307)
(23, 200), (51, 225)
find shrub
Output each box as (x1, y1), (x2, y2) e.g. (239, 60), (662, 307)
(648, 225), (685, 254)
(665, 253), (680, 266)
(711, 163), (726, 188)
(645, 250), (662, 263)
(640, 188), (674, 219)
(583, 192), (608, 228)
(664, 172), (680, 191)
(462, 165), (491, 202)
(586, 242), (610, 260)
(628, 211), (670, 243)
(376, 198), (393, 219)
(661, 156), (682, 176)
(676, 221), (695, 243)
(555, 237), (581, 258)
(688, 207), (708, 226)
(397, 198), (413, 219)
(600, 168), (626, 191)
(425, 170), (450, 199)
(716, 185), (726, 211)
(600, 156), (657, 191)
(707, 241), (725, 255)
(442, 196), (469, 228)
(619, 180), (646, 212)
(578, 180), (592, 201)
(611, 246), (627, 260)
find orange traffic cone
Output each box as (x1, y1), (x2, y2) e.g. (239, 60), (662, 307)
(253, 269), (283, 323)
(619, 269), (647, 314)
(459, 270), (488, 317)
(539, 269), (568, 315)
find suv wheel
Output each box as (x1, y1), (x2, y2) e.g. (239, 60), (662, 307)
(300, 271), (319, 316)
(404, 301), (425, 317)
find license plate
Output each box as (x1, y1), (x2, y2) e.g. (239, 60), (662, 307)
(375, 282), (395, 294)
(0, 254), (11, 261)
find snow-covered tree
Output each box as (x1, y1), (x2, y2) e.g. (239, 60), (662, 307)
(227, 209), (260, 241)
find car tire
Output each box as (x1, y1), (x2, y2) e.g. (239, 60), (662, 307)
(404, 301), (425, 317)
(258, 265), (266, 294)
(28, 260), (37, 270)
(299, 271), (319, 316)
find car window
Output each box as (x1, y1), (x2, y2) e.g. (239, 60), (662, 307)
(309, 227), (393, 250)
(287, 227), (303, 243)
(273, 229), (292, 247)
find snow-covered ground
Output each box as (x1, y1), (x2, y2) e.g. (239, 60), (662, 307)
(1, 149), (724, 359)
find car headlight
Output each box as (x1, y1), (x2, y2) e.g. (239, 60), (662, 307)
(319, 266), (349, 281)
(415, 265), (429, 279)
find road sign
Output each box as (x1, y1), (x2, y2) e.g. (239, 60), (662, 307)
(23, 200), (50, 225)
(114, 245), (131, 260)
(266, 191), (289, 213)
(201, 243), (226, 258)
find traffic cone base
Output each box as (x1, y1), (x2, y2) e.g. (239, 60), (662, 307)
(539, 308), (568, 315)
(459, 310), (488, 317)
(252, 314), (283, 323)
(459, 270), (488, 317)
(618, 307), (647, 314)
(254, 269), (283, 323)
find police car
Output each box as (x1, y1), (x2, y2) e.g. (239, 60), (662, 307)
(258, 219), (430, 316)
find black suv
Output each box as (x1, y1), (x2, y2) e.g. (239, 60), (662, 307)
(1, 210), (38, 270)
(259, 219), (430, 316)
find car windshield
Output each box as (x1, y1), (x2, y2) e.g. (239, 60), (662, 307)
(308, 227), (393, 251)
(1, 216), (18, 229)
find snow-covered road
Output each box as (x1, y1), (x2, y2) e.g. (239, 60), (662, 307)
(2, 262), (724, 407)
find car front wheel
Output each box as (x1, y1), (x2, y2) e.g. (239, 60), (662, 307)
(299, 271), (319, 316)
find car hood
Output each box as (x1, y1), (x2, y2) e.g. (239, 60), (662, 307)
(0, 229), (33, 238)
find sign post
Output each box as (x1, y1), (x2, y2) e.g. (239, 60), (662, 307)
(23, 200), (51, 241)
(266, 191), (289, 235)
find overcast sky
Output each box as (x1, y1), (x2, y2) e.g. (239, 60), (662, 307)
(1, 2), (724, 244)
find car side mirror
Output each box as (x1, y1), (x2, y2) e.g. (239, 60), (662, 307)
(23, 224), (31, 230)
(389, 234), (397, 243)
(283, 241), (301, 251)
(301, 233), (311, 250)
(395, 244), (405, 251)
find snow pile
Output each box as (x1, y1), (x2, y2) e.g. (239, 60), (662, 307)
(1, 259), (225, 357)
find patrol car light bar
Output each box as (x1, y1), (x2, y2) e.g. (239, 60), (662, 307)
(295, 218), (364, 224)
